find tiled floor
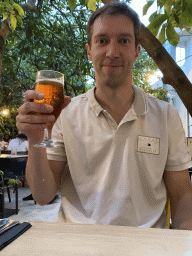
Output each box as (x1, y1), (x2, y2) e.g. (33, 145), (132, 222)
(3, 186), (61, 222)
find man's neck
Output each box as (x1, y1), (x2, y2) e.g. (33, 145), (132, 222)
(94, 84), (134, 124)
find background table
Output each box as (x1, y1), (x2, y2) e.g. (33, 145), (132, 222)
(0, 154), (28, 173)
(2, 221), (192, 255)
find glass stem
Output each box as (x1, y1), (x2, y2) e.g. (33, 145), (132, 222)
(44, 128), (49, 141)
(47, 125), (53, 141)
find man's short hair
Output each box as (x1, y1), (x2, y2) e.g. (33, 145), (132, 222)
(87, 1), (140, 47)
(17, 133), (28, 140)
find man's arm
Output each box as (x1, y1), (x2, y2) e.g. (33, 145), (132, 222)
(26, 145), (67, 205)
(164, 169), (192, 230)
(16, 90), (71, 205)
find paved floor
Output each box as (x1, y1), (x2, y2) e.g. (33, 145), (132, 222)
(3, 186), (61, 222)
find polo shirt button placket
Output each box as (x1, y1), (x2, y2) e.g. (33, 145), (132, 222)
(111, 122), (117, 130)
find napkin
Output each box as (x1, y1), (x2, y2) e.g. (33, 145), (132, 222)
(0, 222), (32, 251)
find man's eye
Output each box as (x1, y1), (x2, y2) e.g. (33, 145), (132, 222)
(97, 38), (107, 44)
(120, 38), (129, 44)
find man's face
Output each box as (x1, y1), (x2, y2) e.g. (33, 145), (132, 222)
(86, 15), (140, 88)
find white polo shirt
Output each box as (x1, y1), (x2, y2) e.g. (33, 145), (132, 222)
(47, 85), (192, 228)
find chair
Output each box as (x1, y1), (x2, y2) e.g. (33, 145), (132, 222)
(1, 150), (28, 155)
(0, 157), (28, 218)
(3, 157), (27, 201)
(4, 157), (27, 188)
(0, 177), (19, 218)
(165, 198), (171, 229)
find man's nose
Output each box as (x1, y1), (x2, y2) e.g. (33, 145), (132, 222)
(106, 41), (120, 58)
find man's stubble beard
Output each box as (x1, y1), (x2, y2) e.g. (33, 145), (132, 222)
(97, 70), (132, 90)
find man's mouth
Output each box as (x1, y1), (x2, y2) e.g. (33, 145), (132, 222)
(103, 65), (122, 67)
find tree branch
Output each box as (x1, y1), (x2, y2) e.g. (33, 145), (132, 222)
(139, 23), (192, 116)
(50, 1), (76, 40)
(65, 81), (77, 96)
(21, 0), (37, 11)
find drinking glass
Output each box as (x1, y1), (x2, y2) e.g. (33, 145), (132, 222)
(33, 70), (64, 148)
(11, 147), (17, 155)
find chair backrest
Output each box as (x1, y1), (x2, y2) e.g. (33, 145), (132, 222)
(4, 158), (27, 178)
(165, 198), (171, 229)
(1, 150), (11, 154)
(1, 150), (28, 155)
(17, 151), (28, 155)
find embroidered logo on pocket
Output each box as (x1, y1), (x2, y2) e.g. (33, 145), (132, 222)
(137, 136), (160, 155)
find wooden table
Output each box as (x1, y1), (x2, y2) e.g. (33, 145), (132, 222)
(2, 221), (192, 255)
(0, 154), (28, 159)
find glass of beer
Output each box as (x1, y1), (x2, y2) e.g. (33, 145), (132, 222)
(33, 70), (64, 148)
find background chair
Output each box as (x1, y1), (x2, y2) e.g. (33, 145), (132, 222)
(165, 198), (171, 229)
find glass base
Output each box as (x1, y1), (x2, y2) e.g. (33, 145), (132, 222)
(33, 139), (61, 148)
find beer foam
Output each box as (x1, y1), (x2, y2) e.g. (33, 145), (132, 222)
(36, 79), (64, 86)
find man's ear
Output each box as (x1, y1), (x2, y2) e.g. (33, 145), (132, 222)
(86, 43), (92, 62)
(135, 44), (141, 61)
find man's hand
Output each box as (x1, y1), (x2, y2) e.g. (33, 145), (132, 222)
(16, 90), (71, 145)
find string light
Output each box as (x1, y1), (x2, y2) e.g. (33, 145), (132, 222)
(1, 109), (10, 117)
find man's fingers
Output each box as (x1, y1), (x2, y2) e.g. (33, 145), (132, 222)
(18, 102), (53, 115)
(16, 123), (48, 132)
(24, 90), (44, 102)
(63, 96), (71, 109)
(16, 114), (55, 124)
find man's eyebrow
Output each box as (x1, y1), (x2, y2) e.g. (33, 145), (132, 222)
(94, 33), (108, 38)
(94, 33), (134, 38)
(119, 33), (134, 38)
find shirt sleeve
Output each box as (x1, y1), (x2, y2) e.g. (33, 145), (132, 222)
(165, 104), (192, 171)
(24, 141), (29, 151)
(7, 140), (13, 150)
(46, 115), (67, 162)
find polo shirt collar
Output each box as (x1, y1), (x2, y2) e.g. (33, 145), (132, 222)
(132, 85), (148, 115)
(87, 87), (103, 117)
(87, 85), (148, 117)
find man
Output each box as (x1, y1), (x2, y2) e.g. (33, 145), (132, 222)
(16, 2), (192, 229)
(7, 133), (28, 152)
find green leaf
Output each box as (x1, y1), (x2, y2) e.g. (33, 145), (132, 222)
(169, 13), (179, 27)
(12, 3), (24, 16)
(10, 14), (17, 31)
(157, 0), (167, 9)
(164, 0), (173, 16)
(3, 12), (8, 21)
(87, 0), (96, 11)
(151, 27), (161, 37)
(148, 14), (167, 30)
(173, 13), (179, 24)
(149, 11), (158, 23)
(4, 0), (9, 7)
(0, 5), (4, 15)
(185, 0), (192, 4)
(166, 22), (180, 46)
(179, 10), (192, 27)
(158, 24), (166, 45)
(143, 1), (154, 16)
(68, 0), (76, 11)
(16, 15), (23, 25)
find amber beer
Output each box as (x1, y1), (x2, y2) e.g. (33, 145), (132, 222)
(34, 80), (64, 122)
